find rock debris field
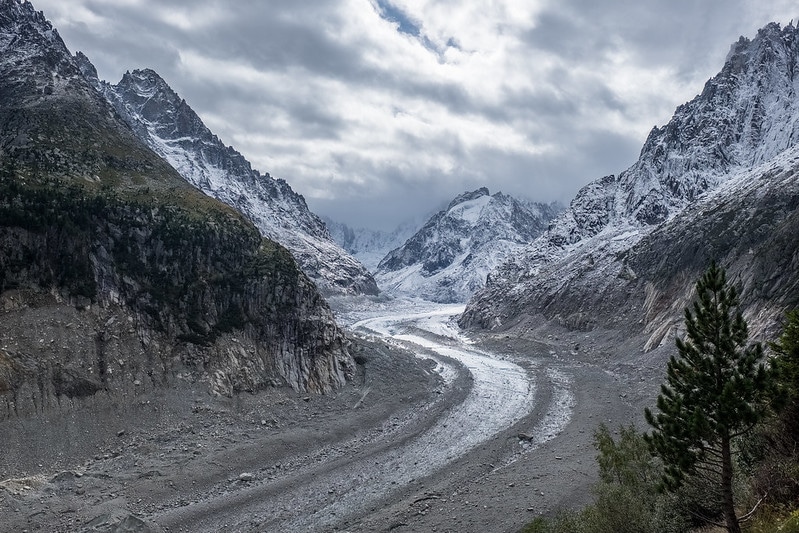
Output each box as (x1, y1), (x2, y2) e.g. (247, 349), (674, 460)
(0, 298), (660, 532)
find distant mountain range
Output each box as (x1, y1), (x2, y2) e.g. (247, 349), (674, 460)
(370, 187), (561, 302)
(6, 0), (799, 380)
(72, 54), (378, 297)
(461, 22), (799, 344)
(323, 216), (423, 273)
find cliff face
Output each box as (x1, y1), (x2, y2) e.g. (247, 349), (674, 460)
(73, 56), (378, 297)
(0, 0), (352, 416)
(460, 22), (799, 338)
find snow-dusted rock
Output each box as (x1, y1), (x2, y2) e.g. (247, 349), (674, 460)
(374, 188), (561, 303)
(461, 22), (799, 337)
(0, 0), (354, 401)
(73, 56), (378, 296)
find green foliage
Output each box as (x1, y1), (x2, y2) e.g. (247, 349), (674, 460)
(771, 310), (799, 417)
(747, 508), (799, 533)
(0, 171), (99, 298)
(0, 168), (302, 347)
(522, 425), (690, 533)
(522, 513), (584, 533)
(595, 423), (660, 487)
(522, 275), (798, 533)
(739, 310), (799, 515)
(645, 262), (774, 532)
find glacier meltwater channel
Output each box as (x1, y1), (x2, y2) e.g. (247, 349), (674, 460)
(156, 302), (573, 532)
(277, 303), (573, 530)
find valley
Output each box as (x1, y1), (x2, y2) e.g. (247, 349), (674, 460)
(0, 298), (646, 532)
(3, 2), (799, 531)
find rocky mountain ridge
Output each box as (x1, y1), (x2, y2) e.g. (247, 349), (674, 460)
(461, 21), (799, 340)
(0, 0), (353, 415)
(73, 55), (378, 297)
(376, 187), (561, 303)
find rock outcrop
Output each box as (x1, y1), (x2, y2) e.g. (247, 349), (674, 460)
(72, 55), (378, 297)
(0, 0), (353, 416)
(461, 22), (799, 339)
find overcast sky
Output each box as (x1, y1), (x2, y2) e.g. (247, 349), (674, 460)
(34, 0), (797, 230)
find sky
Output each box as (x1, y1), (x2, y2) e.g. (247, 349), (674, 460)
(32, 0), (798, 230)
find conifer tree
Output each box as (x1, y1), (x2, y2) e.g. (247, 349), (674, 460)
(766, 310), (799, 481)
(771, 309), (799, 415)
(645, 262), (771, 533)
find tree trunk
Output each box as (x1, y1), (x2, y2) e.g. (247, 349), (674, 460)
(721, 434), (741, 533)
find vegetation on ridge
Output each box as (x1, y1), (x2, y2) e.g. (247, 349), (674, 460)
(0, 160), (304, 346)
(645, 262), (773, 533)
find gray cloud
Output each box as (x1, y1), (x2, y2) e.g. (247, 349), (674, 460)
(33, 0), (798, 231)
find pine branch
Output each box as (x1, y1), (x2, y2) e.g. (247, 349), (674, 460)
(738, 493), (768, 523)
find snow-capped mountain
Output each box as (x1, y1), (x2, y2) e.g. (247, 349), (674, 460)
(323, 216), (423, 272)
(73, 55), (378, 296)
(0, 0), (353, 397)
(461, 22), (799, 338)
(375, 187), (561, 303)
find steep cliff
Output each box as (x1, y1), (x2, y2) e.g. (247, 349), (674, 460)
(73, 56), (378, 297)
(461, 22), (799, 338)
(0, 0), (352, 416)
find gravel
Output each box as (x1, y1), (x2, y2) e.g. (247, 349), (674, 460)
(0, 298), (667, 533)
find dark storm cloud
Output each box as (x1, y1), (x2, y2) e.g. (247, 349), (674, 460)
(194, 5), (366, 79)
(33, 0), (799, 230)
(525, 0), (782, 84)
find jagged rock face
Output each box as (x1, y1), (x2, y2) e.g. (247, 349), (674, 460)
(544, 22), (799, 248)
(375, 187), (561, 303)
(72, 54), (378, 297)
(461, 22), (799, 337)
(626, 148), (799, 349)
(0, 0), (353, 414)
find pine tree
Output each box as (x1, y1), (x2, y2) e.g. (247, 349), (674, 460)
(771, 309), (799, 414)
(766, 310), (799, 491)
(645, 262), (772, 533)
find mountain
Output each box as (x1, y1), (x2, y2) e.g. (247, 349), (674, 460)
(0, 0), (353, 415)
(374, 187), (561, 303)
(460, 22), (799, 342)
(323, 216), (422, 272)
(72, 55), (379, 297)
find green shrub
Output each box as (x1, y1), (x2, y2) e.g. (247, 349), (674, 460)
(522, 424), (691, 533)
(746, 508), (799, 533)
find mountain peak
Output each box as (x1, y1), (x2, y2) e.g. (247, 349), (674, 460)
(447, 187), (490, 211)
(1, 0), (79, 96)
(78, 55), (379, 295)
(1, 0), (48, 27)
(376, 189), (561, 302)
(0, 0), (354, 399)
(119, 68), (175, 95)
(0, 0), (67, 59)
(461, 20), (799, 335)
(543, 20), (799, 248)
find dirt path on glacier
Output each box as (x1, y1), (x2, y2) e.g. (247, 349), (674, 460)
(0, 299), (653, 533)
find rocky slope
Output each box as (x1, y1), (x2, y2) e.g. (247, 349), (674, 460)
(375, 187), (561, 302)
(0, 0), (353, 416)
(461, 22), (799, 339)
(72, 55), (378, 297)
